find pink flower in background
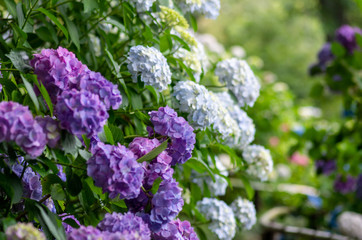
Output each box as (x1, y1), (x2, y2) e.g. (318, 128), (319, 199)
(269, 136), (280, 146)
(290, 152), (309, 166)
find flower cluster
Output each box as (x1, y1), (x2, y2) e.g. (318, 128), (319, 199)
(0, 101), (46, 157)
(35, 116), (60, 148)
(216, 92), (255, 149)
(97, 212), (151, 239)
(192, 156), (228, 196)
(149, 106), (196, 165)
(87, 141), (144, 199)
(159, 6), (189, 28)
(152, 219), (199, 240)
(174, 48), (202, 82)
(242, 145), (273, 181)
(315, 160), (336, 176)
(126, 0), (156, 12)
(334, 175), (356, 194)
(335, 25), (362, 54)
(196, 198), (236, 240)
(6, 223), (46, 240)
(231, 197), (257, 230)
(10, 157), (43, 201)
(61, 215), (80, 233)
(177, 0), (220, 19)
(127, 46), (172, 91)
(215, 58), (260, 107)
(31, 47), (122, 137)
(56, 90), (108, 137)
(67, 226), (103, 240)
(149, 179), (184, 231)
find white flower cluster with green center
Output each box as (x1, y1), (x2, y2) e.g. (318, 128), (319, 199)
(215, 58), (260, 107)
(127, 46), (172, 91)
(197, 198), (236, 240)
(242, 144), (273, 181)
(231, 197), (257, 230)
(6, 223), (46, 240)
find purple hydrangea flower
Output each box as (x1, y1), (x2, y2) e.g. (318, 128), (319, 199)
(30, 47), (86, 103)
(0, 83), (2, 92)
(315, 160), (336, 176)
(334, 175), (356, 194)
(61, 215), (80, 233)
(149, 106), (195, 165)
(152, 219), (199, 240)
(9, 156), (43, 201)
(150, 179), (184, 231)
(67, 226), (102, 240)
(125, 190), (150, 213)
(335, 25), (362, 53)
(97, 212), (151, 240)
(76, 70), (122, 110)
(56, 89), (108, 137)
(129, 137), (174, 189)
(0, 101), (46, 157)
(35, 116), (61, 148)
(87, 142), (144, 199)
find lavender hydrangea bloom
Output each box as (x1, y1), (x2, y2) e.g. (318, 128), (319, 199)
(150, 179), (184, 231)
(335, 25), (362, 53)
(30, 47), (86, 103)
(125, 190), (150, 213)
(56, 89), (108, 137)
(231, 197), (257, 230)
(97, 212), (151, 240)
(215, 58), (260, 107)
(0, 84), (2, 92)
(7, 156), (42, 201)
(6, 222), (46, 240)
(152, 219), (199, 240)
(149, 106), (196, 165)
(76, 70), (122, 110)
(127, 46), (172, 91)
(196, 198), (236, 240)
(67, 226), (103, 240)
(334, 175), (356, 194)
(35, 116), (61, 148)
(356, 175), (362, 200)
(129, 137), (174, 189)
(0, 101), (46, 157)
(87, 142), (144, 199)
(315, 160), (336, 176)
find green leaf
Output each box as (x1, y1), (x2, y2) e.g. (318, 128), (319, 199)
(41, 174), (64, 195)
(107, 124), (124, 144)
(20, 74), (40, 113)
(83, 0), (99, 13)
(103, 124), (115, 145)
(0, 173), (23, 204)
(36, 8), (69, 40)
(151, 177), (163, 194)
(82, 135), (90, 149)
(137, 139), (168, 163)
(50, 183), (66, 201)
(355, 0), (362, 11)
(36, 204), (66, 240)
(104, 19), (126, 32)
(4, 0), (17, 17)
(189, 14), (198, 32)
(63, 16), (80, 50)
(111, 199), (127, 208)
(356, 33), (362, 48)
(240, 175), (254, 199)
(66, 172), (82, 196)
(16, 3), (24, 27)
(6, 50), (32, 72)
(61, 133), (81, 156)
(173, 58), (196, 82)
(170, 34), (191, 51)
(33, 76), (53, 116)
(145, 85), (159, 104)
(331, 42), (346, 58)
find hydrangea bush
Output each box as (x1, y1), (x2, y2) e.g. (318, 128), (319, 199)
(0, 1), (272, 239)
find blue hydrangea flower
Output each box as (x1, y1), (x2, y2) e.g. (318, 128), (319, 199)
(231, 197), (257, 230)
(152, 219), (199, 240)
(242, 145), (273, 181)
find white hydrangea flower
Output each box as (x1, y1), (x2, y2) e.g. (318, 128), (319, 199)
(215, 58), (260, 107)
(192, 156), (229, 196)
(174, 48), (202, 82)
(126, 0), (156, 12)
(242, 145), (273, 181)
(231, 197), (257, 230)
(89, 34), (101, 57)
(216, 92), (255, 149)
(127, 46), (172, 91)
(197, 198), (236, 240)
(198, 0), (220, 19)
(209, 92), (241, 144)
(177, 0), (202, 15)
(173, 81), (216, 129)
(196, 33), (225, 55)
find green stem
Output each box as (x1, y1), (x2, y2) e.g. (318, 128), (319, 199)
(22, 0), (40, 30)
(55, 162), (86, 170)
(0, 68), (19, 72)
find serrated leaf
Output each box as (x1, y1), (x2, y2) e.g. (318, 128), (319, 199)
(151, 177), (163, 194)
(79, 149), (92, 160)
(6, 50), (31, 72)
(240, 175), (254, 199)
(137, 139), (168, 163)
(36, 8), (69, 40)
(20, 74), (39, 112)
